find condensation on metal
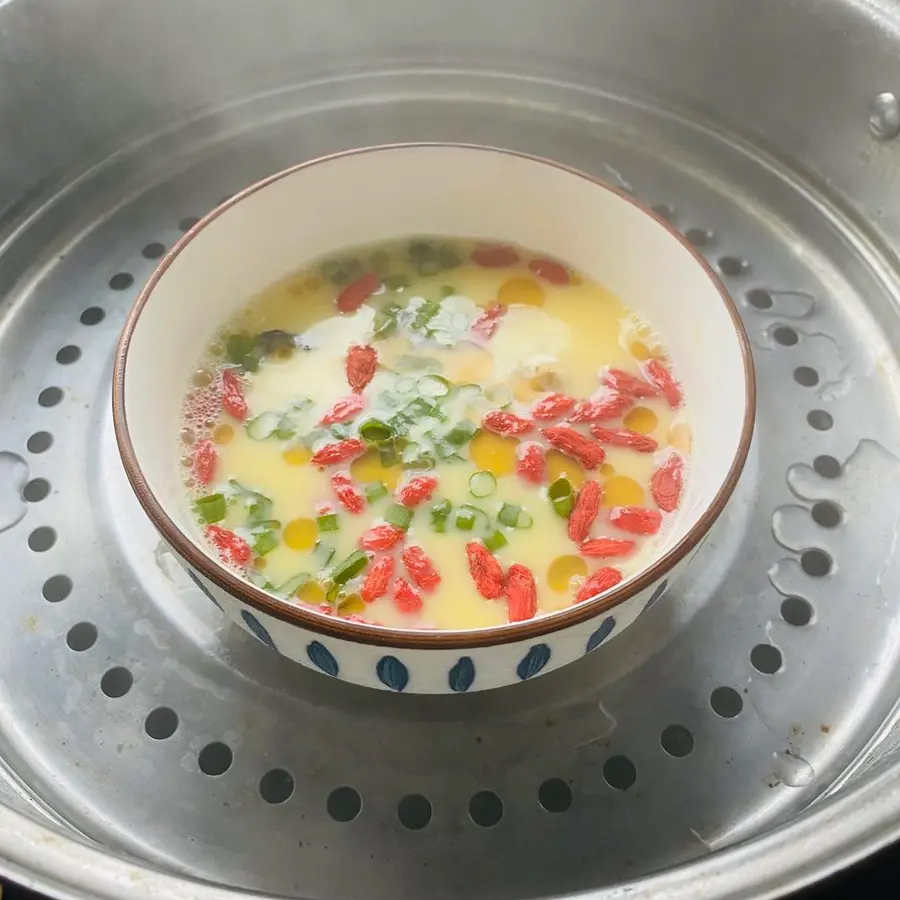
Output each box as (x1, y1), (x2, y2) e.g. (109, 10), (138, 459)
(2, 2), (900, 900)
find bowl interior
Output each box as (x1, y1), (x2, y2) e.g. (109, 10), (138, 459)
(118, 144), (750, 608)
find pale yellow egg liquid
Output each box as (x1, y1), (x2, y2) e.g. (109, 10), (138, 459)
(181, 238), (690, 630)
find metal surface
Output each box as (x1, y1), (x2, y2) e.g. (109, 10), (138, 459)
(2, 1), (900, 898)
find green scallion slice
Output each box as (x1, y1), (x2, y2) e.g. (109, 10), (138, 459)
(194, 493), (226, 524)
(416, 259), (442, 277)
(455, 508), (476, 531)
(498, 503), (532, 529)
(226, 333), (256, 366)
(440, 285), (456, 298)
(430, 499), (452, 532)
(384, 273), (410, 292)
(252, 530), (279, 556)
(331, 550), (369, 585)
(456, 504), (489, 533)
(548, 477), (574, 518)
(468, 470), (497, 498)
(486, 384), (514, 408)
(312, 541), (335, 570)
(444, 420), (478, 446)
(363, 481), (388, 502)
(418, 374), (452, 398)
(277, 573), (311, 597)
(385, 503), (413, 530)
(483, 530), (508, 552)
(360, 419), (393, 444)
(316, 513), (340, 532)
(246, 411), (281, 441)
(378, 442), (399, 467)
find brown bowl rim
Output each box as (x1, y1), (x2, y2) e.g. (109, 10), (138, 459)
(112, 142), (756, 650)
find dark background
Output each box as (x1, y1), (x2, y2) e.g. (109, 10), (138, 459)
(2, 843), (898, 900)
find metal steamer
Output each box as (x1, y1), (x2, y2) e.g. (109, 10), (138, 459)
(2, 1), (900, 898)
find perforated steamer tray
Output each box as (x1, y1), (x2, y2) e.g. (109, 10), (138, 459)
(4, 1), (900, 899)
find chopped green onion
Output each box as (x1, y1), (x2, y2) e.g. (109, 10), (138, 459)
(483, 530), (508, 552)
(252, 529), (279, 556)
(247, 570), (275, 590)
(444, 420), (479, 446)
(395, 376), (416, 394)
(373, 305), (399, 338)
(385, 503), (414, 530)
(416, 259), (442, 277)
(440, 285), (456, 298)
(412, 299), (440, 330)
(406, 397), (446, 421)
(329, 424), (353, 440)
(331, 550), (369, 585)
(384, 273), (410, 292)
(456, 508), (476, 531)
(274, 415), (298, 440)
(469, 470), (497, 498)
(194, 493), (226, 524)
(486, 384), (513, 408)
(277, 573), (311, 597)
(363, 482), (388, 502)
(226, 333), (255, 366)
(320, 260), (344, 283)
(378, 442), (399, 467)
(246, 494), (273, 527)
(418, 374), (452, 398)
(360, 419), (394, 444)
(312, 541), (335, 570)
(437, 246), (461, 269)
(246, 411), (281, 441)
(548, 478), (574, 518)
(456, 504), (489, 533)
(325, 580), (341, 605)
(430, 500), (452, 532)
(317, 513), (340, 532)
(401, 442), (436, 469)
(498, 503), (527, 529)
(408, 239), (434, 260)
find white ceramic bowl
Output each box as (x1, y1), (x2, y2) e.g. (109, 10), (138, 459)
(113, 144), (754, 693)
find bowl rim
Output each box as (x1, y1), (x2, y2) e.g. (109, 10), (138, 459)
(112, 142), (756, 650)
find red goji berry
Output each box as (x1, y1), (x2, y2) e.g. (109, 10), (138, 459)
(531, 392), (576, 421)
(609, 506), (663, 535)
(516, 441), (546, 484)
(359, 523), (406, 551)
(395, 474), (439, 507)
(579, 537), (636, 558)
(576, 566), (623, 603)
(568, 480), (602, 543)
(320, 395), (365, 425)
(471, 303), (507, 340)
(465, 541), (505, 599)
(645, 359), (683, 409)
(401, 545), (441, 592)
(541, 426), (606, 469)
(206, 524), (251, 567)
(335, 271), (380, 313)
(221, 368), (249, 422)
(568, 391), (633, 424)
(589, 425), (658, 453)
(193, 439), (217, 485)
(393, 576), (424, 613)
(360, 555), (395, 603)
(650, 454), (684, 512)
(482, 410), (533, 436)
(331, 471), (365, 514)
(346, 345), (377, 393)
(528, 257), (569, 285)
(506, 563), (538, 622)
(471, 245), (520, 268)
(310, 438), (366, 467)
(603, 367), (659, 399)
